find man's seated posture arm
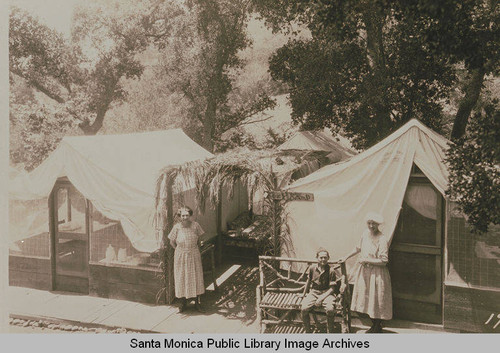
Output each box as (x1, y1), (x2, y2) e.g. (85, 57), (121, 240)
(300, 248), (346, 333)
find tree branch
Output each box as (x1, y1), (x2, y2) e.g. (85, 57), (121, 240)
(451, 66), (486, 140)
(11, 69), (66, 104)
(79, 78), (119, 135)
(236, 116), (273, 127)
(144, 31), (169, 39)
(65, 107), (85, 122)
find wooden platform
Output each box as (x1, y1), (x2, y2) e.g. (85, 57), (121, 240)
(7, 263), (259, 333)
(7, 263), (456, 334)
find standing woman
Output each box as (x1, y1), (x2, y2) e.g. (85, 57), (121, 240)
(168, 206), (205, 313)
(340, 212), (392, 333)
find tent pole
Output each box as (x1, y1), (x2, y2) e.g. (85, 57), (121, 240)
(164, 178), (175, 305)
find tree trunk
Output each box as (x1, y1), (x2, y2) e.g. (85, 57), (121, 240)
(203, 93), (217, 152)
(79, 111), (106, 135)
(164, 178), (175, 304)
(363, 4), (386, 73)
(79, 79), (118, 135)
(362, 2), (392, 137)
(451, 67), (486, 140)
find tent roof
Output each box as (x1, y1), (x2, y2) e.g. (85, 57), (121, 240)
(287, 119), (449, 194)
(278, 130), (353, 152)
(12, 129), (212, 198)
(277, 130), (356, 164)
(60, 129), (213, 195)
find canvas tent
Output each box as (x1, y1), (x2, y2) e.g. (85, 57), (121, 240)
(10, 129), (213, 253)
(277, 130), (356, 163)
(283, 119), (500, 330)
(283, 119), (449, 267)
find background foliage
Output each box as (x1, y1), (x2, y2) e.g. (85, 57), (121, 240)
(9, 0), (500, 231)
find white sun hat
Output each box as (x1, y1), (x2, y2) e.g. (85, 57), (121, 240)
(365, 211), (384, 224)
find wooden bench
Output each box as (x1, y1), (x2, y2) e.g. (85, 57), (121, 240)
(256, 256), (351, 333)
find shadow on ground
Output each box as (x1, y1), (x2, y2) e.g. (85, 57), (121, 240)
(177, 263), (259, 325)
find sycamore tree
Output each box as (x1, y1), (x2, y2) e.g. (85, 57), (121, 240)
(146, 0), (276, 152)
(9, 2), (150, 168)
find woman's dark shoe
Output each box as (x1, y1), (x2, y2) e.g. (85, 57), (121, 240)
(179, 299), (187, 313)
(194, 296), (205, 313)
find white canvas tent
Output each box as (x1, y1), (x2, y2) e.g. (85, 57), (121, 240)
(283, 119), (449, 269)
(278, 131), (353, 151)
(278, 130), (356, 162)
(9, 129), (213, 252)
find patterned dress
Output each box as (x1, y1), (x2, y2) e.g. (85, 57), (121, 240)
(168, 221), (205, 299)
(350, 230), (393, 320)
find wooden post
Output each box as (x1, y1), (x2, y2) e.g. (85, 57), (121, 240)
(216, 186), (223, 265)
(67, 187), (72, 222)
(258, 257), (266, 333)
(85, 199), (91, 282)
(269, 188), (282, 261)
(210, 246), (218, 291)
(273, 196), (280, 257)
(256, 286), (263, 333)
(164, 178), (175, 304)
(48, 190), (56, 291)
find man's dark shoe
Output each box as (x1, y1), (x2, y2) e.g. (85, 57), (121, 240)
(365, 325), (376, 333)
(195, 303), (205, 313)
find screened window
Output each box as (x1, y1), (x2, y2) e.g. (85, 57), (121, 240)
(89, 204), (159, 268)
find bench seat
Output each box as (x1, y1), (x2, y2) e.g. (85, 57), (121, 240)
(260, 291), (343, 311)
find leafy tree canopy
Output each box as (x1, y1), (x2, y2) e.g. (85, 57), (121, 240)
(10, 3), (149, 135)
(145, 0), (277, 152)
(254, 0), (499, 149)
(446, 102), (500, 232)
(9, 2), (150, 169)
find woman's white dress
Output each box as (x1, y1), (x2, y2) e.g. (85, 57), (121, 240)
(350, 230), (393, 320)
(168, 221), (205, 299)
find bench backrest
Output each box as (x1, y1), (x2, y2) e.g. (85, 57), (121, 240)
(258, 255), (347, 294)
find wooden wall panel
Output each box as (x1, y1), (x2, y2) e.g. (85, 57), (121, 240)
(89, 264), (164, 305)
(9, 256), (52, 290)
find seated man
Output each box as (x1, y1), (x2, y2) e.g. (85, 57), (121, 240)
(300, 248), (345, 333)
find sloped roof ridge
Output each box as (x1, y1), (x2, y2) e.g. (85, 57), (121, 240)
(59, 140), (150, 198)
(286, 119), (447, 190)
(62, 128), (184, 142)
(407, 119), (449, 148)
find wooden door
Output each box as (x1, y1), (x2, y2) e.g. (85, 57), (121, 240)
(389, 176), (444, 324)
(53, 181), (89, 293)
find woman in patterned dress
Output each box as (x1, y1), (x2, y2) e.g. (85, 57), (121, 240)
(339, 212), (392, 333)
(168, 206), (205, 313)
